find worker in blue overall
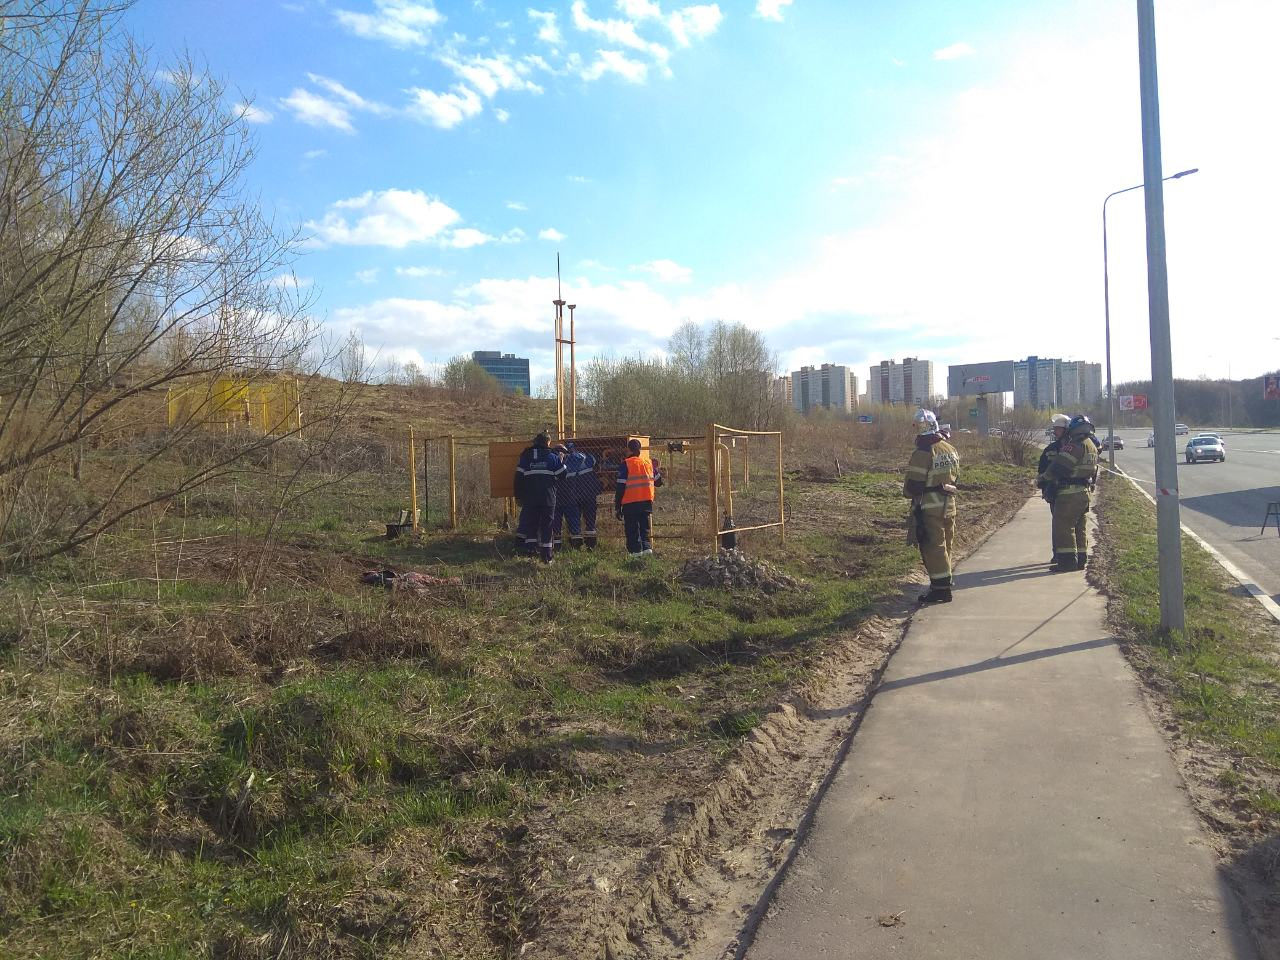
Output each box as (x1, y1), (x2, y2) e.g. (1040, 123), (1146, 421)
(513, 433), (565, 563)
(554, 442), (603, 549)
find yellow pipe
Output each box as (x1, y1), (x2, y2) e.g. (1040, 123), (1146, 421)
(777, 432), (786, 545)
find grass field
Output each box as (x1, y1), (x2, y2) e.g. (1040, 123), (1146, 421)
(0, 392), (1034, 959)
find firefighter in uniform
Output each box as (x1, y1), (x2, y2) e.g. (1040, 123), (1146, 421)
(554, 442), (603, 549)
(614, 439), (658, 556)
(903, 408), (961, 604)
(513, 433), (565, 563)
(1039, 414), (1099, 572)
(1036, 413), (1071, 564)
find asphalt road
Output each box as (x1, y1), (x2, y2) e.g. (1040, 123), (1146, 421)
(1098, 427), (1280, 604)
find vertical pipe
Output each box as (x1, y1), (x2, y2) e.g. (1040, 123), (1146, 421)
(742, 436), (751, 487)
(706, 423), (719, 553)
(448, 434), (458, 531)
(777, 432), (786, 545)
(569, 308), (577, 438)
(423, 438), (430, 528)
(1136, 0), (1185, 632)
(408, 426), (419, 531)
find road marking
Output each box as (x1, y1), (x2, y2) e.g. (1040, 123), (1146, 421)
(1116, 469), (1280, 624)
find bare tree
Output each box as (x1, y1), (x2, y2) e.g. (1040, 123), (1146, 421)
(0, 1), (334, 563)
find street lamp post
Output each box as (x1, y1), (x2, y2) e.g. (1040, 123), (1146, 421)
(1102, 166), (1198, 468)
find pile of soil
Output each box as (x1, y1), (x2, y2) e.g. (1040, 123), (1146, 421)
(679, 549), (803, 592)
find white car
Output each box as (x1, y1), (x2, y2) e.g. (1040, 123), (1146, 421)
(1175, 423), (1190, 435)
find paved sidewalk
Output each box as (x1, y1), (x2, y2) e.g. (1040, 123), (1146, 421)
(748, 499), (1256, 960)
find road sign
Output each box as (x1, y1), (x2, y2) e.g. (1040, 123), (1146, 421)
(969, 408), (978, 417)
(858, 415), (873, 423)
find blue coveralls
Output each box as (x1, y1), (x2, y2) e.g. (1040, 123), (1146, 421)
(514, 446), (565, 562)
(554, 450), (602, 548)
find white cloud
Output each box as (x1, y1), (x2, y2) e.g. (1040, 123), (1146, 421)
(236, 102), (274, 123)
(303, 148), (328, 160)
(280, 87), (356, 133)
(506, 200), (527, 211)
(268, 273), (312, 288)
(528, 8), (562, 44)
(581, 49), (648, 83)
(755, 0), (792, 22)
(306, 73), (392, 115)
(307, 189), (462, 247)
(501, 227), (526, 243)
(441, 53), (543, 97)
(405, 84), (484, 128)
(933, 41), (975, 61)
(335, 0), (443, 47)
(667, 5), (722, 47)
(618, 0), (662, 19)
(494, 107), (511, 122)
(567, 175), (592, 183)
(571, 1), (669, 64)
(538, 227), (566, 241)
(355, 268), (380, 283)
(448, 228), (495, 248)
(396, 265), (448, 277)
(634, 259), (693, 283)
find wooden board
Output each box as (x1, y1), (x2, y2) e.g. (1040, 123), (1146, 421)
(487, 435), (649, 498)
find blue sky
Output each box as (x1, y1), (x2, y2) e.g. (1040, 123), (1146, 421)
(127, 0), (1280, 391)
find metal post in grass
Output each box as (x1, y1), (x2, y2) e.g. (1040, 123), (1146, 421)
(448, 435), (458, 531)
(777, 431), (786, 545)
(1135, 0), (1185, 632)
(707, 423), (719, 553)
(409, 425), (420, 532)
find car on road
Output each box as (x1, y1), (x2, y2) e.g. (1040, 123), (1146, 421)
(1100, 436), (1124, 450)
(1146, 432), (1156, 447)
(1193, 432), (1224, 443)
(1185, 436), (1226, 463)
(1175, 423), (1190, 435)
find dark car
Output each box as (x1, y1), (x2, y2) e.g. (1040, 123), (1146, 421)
(1184, 436), (1225, 463)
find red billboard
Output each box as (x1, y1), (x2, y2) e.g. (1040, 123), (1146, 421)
(1266, 375), (1280, 400)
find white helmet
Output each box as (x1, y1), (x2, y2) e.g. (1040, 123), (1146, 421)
(1050, 414), (1071, 429)
(913, 408), (939, 436)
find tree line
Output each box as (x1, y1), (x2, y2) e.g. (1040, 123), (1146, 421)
(1113, 374), (1280, 428)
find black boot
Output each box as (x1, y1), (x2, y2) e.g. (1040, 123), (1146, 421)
(919, 586), (953, 604)
(1051, 554), (1079, 572)
(1076, 553), (1087, 569)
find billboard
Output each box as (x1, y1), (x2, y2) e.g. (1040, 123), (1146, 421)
(1266, 374), (1280, 400)
(947, 361), (1016, 397)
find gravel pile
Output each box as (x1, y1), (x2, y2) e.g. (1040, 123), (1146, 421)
(679, 548), (803, 592)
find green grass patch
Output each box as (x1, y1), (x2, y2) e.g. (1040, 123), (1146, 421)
(1096, 476), (1280, 817)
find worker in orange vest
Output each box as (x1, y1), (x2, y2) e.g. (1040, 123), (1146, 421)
(614, 438), (661, 556)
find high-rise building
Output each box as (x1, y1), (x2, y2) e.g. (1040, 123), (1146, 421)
(870, 357), (935, 406)
(470, 350), (531, 395)
(791, 364), (858, 413)
(1057, 361), (1103, 407)
(772, 375), (793, 405)
(1013, 357), (1103, 409)
(1013, 356), (1059, 409)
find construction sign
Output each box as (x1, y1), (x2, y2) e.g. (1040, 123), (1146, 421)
(1265, 375), (1280, 400)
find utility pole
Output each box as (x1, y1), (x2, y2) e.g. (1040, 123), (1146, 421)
(1136, 0), (1185, 632)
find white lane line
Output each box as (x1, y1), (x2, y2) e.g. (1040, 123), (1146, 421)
(1116, 468), (1280, 624)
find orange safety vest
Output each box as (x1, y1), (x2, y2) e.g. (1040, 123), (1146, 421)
(620, 455), (655, 504)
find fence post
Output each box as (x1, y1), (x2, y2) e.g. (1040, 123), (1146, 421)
(423, 437), (430, 528)
(408, 426), (419, 532)
(448, 435), (458, 531)
(777, 432), (786, 545)
(707, 423), (719, 553)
